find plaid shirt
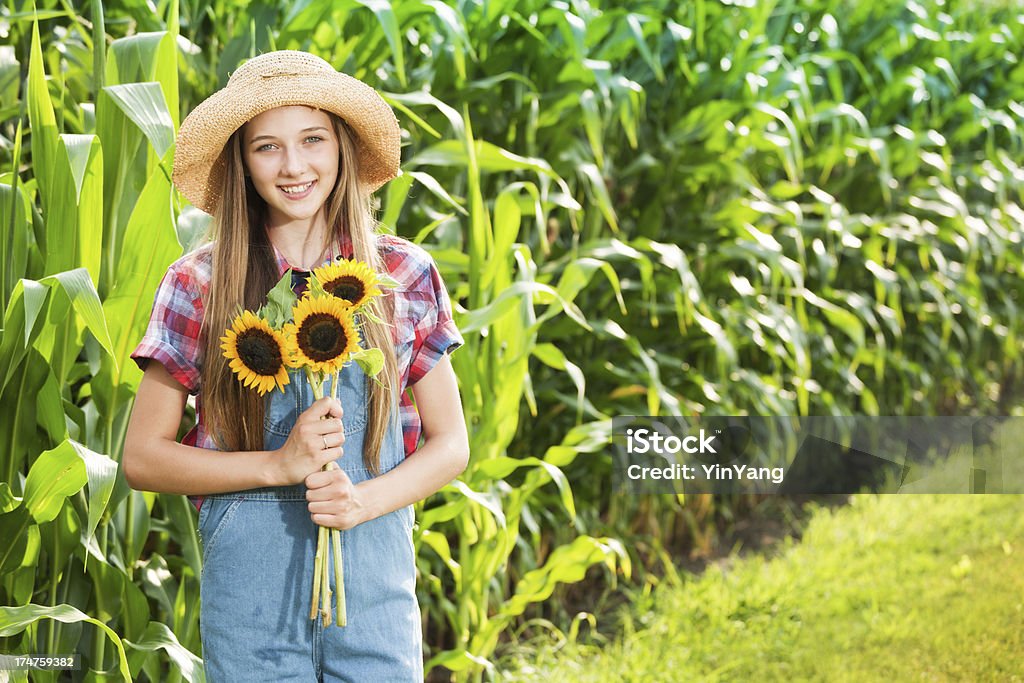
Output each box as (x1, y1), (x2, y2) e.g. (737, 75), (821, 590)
(131, 231), (463, 461)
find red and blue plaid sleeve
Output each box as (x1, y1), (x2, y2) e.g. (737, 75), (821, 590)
(406, 255), (463, 387)
(131, 267), (205, 394)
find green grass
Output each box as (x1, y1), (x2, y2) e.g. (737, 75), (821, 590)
(499, 494), (1024, 682)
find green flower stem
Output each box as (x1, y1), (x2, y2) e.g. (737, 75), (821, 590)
(321, 537), (333, 627)
(311, 524), (325, 621)
(332, 527), (346, 627)
(304, 367), (347, 627)
(329, 369), (348, 627)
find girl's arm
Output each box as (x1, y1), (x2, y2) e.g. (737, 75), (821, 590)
(305, 353), (470, 528)
(124, 362), (345, 495)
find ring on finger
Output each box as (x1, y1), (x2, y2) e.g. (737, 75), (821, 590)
(322, 435), (329, 450)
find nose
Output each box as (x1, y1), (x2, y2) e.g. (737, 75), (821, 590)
(281, 145), (305, 177)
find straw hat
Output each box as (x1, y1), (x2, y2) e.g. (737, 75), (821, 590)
(173, 50), (401, 214)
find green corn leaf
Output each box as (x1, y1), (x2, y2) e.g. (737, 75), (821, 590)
(411, 214), (458, 245)
(382, 90), (464, 139)
(559, 10), (586, 62)
(103, 83), (175, 158)
(35, 364), (65, 443)
(576, 162), (619, 232)
(417, 497), (468, 529)
(88, 554), (128, 623)
(0, 181), (30, 302)
(56, 135), (104, 283)
(125, 621), (206, 683)
(801, 290), (866, 348)
(22, 441), (88, 524)
(0, 482), (16, 512)
(94, 147), (179, 418)
(0, 604), (132, 680)
(27, 21), (59, 224)
(543, 420), (613, 468)
(37, 502), (80, 580)
(40, 268), (115, 358)
(0, 349), (52, 490)
(419, 529), (461, 586)
(626, 13), (664, 83)
(107, 31), (172, 89)
(449, 480), (506, 528)
(0, 279), (48, 391)
(473, 455), (577, 520)
(460, 281), (590, 334)
(96, 94), (145, 289)
(0, 45), (19, 110)
(408, 139), (559, 178)
(70, 440), (117, 551)
(409, 171), (468, 216)
(0, 507), (32, 576)
(555, 257), (627, 314)
(532, 343), (586, 423)
(354, 0), (406, 87)
(91, 0), (106, 94)
(579, 89), (605, 169)
(501, 535), (626, 617)
(479, 188), (521, 295)
(423, 648), (492, 675)
(470, 535), (627, 658)
(379, 171), (416, 230)
(421, 0), (473, 82)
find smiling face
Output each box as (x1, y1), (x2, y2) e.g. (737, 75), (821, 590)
(241, 106), (341, 231)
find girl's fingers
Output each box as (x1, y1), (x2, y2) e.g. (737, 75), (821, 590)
(320, 397), (344, 419)
(317, 431), (345, 450)
(314, 418), (345, 438)
(312, 447), (344, 466)
(305, 466), (351, 491)
(303, 396), (344, 421)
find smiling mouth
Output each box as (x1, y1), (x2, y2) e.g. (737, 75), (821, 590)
(279, 180), (316, 196)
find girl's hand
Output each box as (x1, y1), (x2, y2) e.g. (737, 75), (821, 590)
(305, 463), (367, 530)
(274, 397), (345, 484)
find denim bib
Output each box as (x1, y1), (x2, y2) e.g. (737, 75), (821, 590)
(196, 361), (421, 681)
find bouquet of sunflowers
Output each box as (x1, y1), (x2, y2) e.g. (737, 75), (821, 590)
(219, 259), (394, 627)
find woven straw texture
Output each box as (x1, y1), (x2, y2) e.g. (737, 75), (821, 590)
(172, 51), (401, 214)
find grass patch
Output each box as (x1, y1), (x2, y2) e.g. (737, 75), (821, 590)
(499, 494), (1024, 682)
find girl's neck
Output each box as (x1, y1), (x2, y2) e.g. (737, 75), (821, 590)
(265, 215), (333, 270)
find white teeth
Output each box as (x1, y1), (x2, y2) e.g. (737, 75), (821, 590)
(280, 181), (314, 194)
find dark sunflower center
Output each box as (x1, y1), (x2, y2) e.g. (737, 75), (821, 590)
(326, 276), (365, 303)
(236, 329), (283, 375)
(298, 313), (348, 361)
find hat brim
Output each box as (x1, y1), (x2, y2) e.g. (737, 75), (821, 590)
(173, 71), (400, 215)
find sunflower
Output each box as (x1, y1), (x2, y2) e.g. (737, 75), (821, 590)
(311, 259), (382, 308)
(284, 295), (360, 375)
(220, 310), (290, 395)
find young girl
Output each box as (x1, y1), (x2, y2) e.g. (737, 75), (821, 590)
(123, 50), (469, 681)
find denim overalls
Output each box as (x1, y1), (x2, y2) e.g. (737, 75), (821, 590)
(196, 360), (422, 681)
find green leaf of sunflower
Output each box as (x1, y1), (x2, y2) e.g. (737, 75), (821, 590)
(350, 347), (384, 377)
(376, 273), (400, 290)
(307, 274), (329, 299)
(260, 269), (298, 328)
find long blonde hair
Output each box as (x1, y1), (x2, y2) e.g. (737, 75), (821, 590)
(198, 113), (399, 475)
